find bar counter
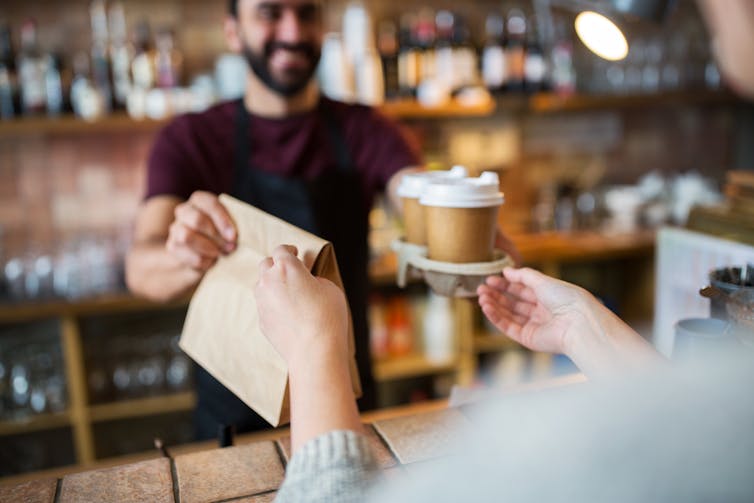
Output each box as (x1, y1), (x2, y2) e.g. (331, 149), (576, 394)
(0, 375), (584, 502)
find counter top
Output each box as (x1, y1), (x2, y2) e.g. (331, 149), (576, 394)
(0, 376), (583, 501)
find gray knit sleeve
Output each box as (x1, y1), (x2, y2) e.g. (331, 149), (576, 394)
(274, 430), (379, 503)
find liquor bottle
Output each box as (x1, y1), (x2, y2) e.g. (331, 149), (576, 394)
(109, 1), (131, 108)
(0, 24), (15, 118)
(451, 15), (478, 91)
(397, 13), (420, 97)
(433, 10), (455, 91)
(524, 15), (547, 93)
(70, 52), (89, 117)
(44, 54), (63, 116)
(154, 28), (182, 88)
(415, 8), (436, 88)
(131, 20), (155, 90)
(90, 0), (112, 111)
(17, 19), (48, 115)
(550, 19), (576, 96)
(482, 13), (507, 94)
(377, 20), (400, 99)
(505, 8), (526, 92)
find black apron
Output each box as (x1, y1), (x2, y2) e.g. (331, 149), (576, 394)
(193, 99), (376, 440)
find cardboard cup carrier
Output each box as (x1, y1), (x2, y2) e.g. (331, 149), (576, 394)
(396, 166), (467, 245)
(420, 172), (504, 263)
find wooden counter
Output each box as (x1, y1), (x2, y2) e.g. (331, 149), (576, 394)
(0, 375), (583, 501)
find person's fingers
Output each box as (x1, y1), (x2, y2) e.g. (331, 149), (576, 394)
(480, 303), (522, 339)
(271, 244), (299, 263)
(484, 274), (510, 292)
(479, 283), (536, 318)
(166, 241), (216, 271)
(258, 256), (274, 275)
(479, 293), (528, 326)
(168, 222), (224, 258)
(500, 268), (541, 303)
(174, 203), (232, 252)
(188, 191), (237, 242)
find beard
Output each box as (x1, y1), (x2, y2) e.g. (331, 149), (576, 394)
(242, 40), (321, 97)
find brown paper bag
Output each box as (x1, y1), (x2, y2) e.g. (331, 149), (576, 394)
(179, 194), (362, 427)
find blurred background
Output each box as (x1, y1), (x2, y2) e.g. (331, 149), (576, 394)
(1, 0), (753, 478)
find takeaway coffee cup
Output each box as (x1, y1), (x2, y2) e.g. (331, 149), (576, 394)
(396, 166), (467, 246)
(420, 171), (504, 263)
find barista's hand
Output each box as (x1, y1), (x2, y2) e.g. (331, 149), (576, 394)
(166, 191), (237, 272)
(478, 267), (589, 355)
(255, 245), (350, 366)
(495, 229), (522, 266)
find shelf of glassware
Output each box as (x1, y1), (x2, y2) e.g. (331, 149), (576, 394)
(0, 391), (197, 434)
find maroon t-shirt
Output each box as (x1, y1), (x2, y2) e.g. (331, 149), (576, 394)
(146, 97), (421, 210)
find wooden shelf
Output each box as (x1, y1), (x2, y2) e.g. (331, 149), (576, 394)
(0, 113), (169, 136)
(0, 99), (496, 137)
(0, 293), (190, 324)
(0, 411), (71, 436)
(473, 333), (519, 354)
(88, 391), (196, 423)
(380, 98), (496, 118)
(0, 91), (740, 136)
(373, 354), (457, 381)
(514, 229), (656, 264)
(528, 90), (740, 114)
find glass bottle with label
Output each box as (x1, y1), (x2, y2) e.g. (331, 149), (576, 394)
(524, 15), (548, 93)
(451, 16), (478, 91)
(397, 13), (420, 97)
(131, 20), (155, 91)
(0, 24), (15, 119)
(109, 1), (132, 108)
(44, 54), (63, 116)
(482, 13), (507, 94)
(90, 0), (112, 111)
(17, 19), (48, 115)
(415, 8), (436, 89)
(154, 28), (182, 89)
(434, 10), (455, 91)
(505, 8), (526, 93)
(550, 18), (576, 96)
(378, 20), (400, 99)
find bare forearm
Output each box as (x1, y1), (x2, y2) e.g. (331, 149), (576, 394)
(566, 296), (664, 379)
(288, 348), (363, 453)
(125, 242), (201, 302)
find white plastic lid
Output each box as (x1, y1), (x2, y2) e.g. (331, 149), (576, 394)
(396, 166), (468, 198)
(420, 171), (504, 208)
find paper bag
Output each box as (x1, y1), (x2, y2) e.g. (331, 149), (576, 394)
(180, 194), (362, 427)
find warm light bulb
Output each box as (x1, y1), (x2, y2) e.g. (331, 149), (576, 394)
(575, 11), (629, 61)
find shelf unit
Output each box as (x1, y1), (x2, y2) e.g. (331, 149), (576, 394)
(0, 294), (194, 469)
(0, 91), (739, 137)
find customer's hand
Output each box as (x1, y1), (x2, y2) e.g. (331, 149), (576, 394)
(478, 267), (663, 378)
(255, 245), (362, 452)
(166, 191), (237, 272)
(255, 245), (350, 366)
(478, 267), (591, 355)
